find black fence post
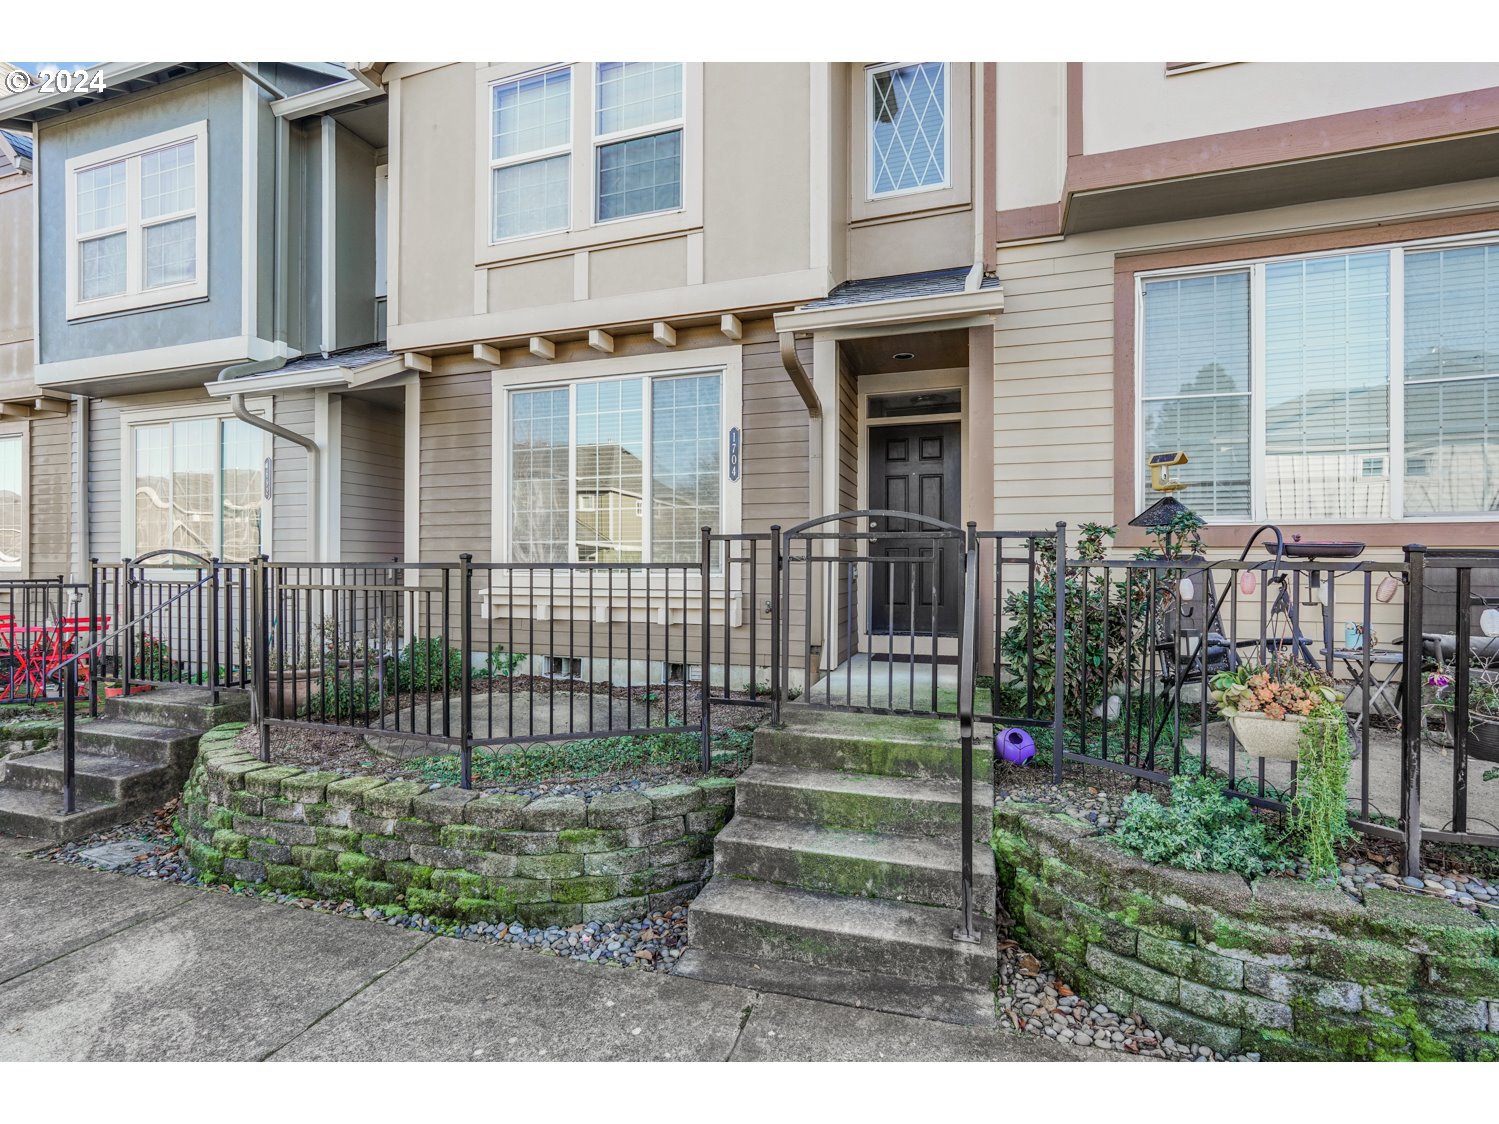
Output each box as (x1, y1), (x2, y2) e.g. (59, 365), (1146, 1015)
(208, 557), (221, 706)
(769, 524), (783, 726)
(87, 558), (99, 719)
(699, 526), (713, 773)
(1052, 522), (1068, 785)
(62, 658), (76, 815)
(1401, 544), (1425, 879)
(120, 557), (134, 699)
(255, 555), (271, 762)
(459, 553), (474, 791)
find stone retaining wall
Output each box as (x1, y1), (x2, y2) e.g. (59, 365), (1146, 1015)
(177, 725), (734, 927)
(994, 800), (1499, 1061)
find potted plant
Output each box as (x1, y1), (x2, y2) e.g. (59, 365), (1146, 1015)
(1208, 663), (1341, 762)
(1427, 670), (1499, 764)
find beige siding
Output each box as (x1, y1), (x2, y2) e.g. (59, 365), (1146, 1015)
(339, 396), (405, 564)
(272, 389), (315, 560)
(419, 369), (492, 563)
(88, 401), (124, 562)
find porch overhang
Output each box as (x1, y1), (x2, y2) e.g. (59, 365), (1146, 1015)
(773, 271), (1003, 339)
(202, 347), (413, 398)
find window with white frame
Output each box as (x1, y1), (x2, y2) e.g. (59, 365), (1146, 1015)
(0, 436), (21, 568)
(509, 371), (721, 563)
(594, 62), (683, 222)
(489, 67), (572, 241)
(131, 417), (265, 561)
(1137, 236), (1499, 522)
(67, 122), (207, 318)
(867, 62), (948, 198)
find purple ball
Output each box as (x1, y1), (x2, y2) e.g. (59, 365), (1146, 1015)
(996, 727), (1037, 765)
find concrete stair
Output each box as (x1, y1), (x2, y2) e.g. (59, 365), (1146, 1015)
(0, 687), (249, 843)
(680, 709), (997, 1025)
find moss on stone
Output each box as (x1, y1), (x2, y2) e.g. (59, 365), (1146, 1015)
(515, 852), (584, 879)
(265, 864), (306, 892)
(211, 829), (249, 859)
(429, 868), (486, 898)
(305, 871), (355, 900)
(403, 887), (451, 917)
(557, 827), (629, 853)
(354, 879), (399, 906)
(548, 876), (619, 904)
(314, 825), (361, 852)
(336, 851), (381, 880)
(386, 862), (433, 890)
(290, 844), (337, 872)
(438, 823), (495, 851)
(453, 896), (518, 924)
(281, 771), (341, 803)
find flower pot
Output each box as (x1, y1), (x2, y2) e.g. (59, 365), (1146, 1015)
(1443, 713), (1499, 764)
(1226, 711), (1323, 762)
(271, 663), (369, 717)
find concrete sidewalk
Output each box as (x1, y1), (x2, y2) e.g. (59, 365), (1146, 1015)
(0, 850), (1130, 1062)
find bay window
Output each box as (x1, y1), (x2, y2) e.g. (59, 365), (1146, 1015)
(131, 416), (266, 561)
(66, 121), (207, 318)
(1137, 235), (1499, 521)
(509, 371), (721, 563)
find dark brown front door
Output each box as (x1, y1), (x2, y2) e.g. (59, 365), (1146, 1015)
(868, 421), (962, 636)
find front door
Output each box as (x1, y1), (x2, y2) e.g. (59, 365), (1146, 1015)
(868, 421), (962, 637)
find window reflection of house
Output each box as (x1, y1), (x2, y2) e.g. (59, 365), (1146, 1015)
(574, 443), (644, 563)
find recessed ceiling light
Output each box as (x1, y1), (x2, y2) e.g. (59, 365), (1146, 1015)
(892, 351), (916, 361)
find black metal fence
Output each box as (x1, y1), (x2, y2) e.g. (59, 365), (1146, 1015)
(14, 516), (1499, 889)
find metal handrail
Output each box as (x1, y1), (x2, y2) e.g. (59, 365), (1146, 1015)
(49, 560), (218, 815)
(954, 523), (980, 943)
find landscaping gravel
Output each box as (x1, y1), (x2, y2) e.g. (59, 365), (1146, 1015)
(995, 940), (1255, 1062)
(35, 798), (689, 972)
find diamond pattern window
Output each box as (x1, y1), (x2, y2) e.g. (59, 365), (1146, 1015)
(868, 62), (948, 197)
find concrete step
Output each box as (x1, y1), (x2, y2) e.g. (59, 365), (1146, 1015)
(686, 876), (995, 989)
(74, 720), (202, 765)
(714, 814), (996, 914)
(733, 764), (990, 842)
(2, 749), (175, 805)
(0, 785), (131, 842)
(754, 710), (991, 782)
(105, 686), (249, 732)
(673, 947), (997, 1026)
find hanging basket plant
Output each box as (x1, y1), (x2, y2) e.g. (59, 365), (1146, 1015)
(1209, 664), (1341, 763)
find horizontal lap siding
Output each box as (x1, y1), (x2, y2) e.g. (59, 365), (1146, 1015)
(29, 411), (72, 579)
(420, 370), (491, 564)
(339, 397), (404, 564)
(88, 402), (122, 562)
(272, 390), (314, 560)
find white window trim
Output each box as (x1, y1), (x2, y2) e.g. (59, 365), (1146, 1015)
(0, 427), (27, 574)
(490, 345), (743, 567)
(590, 62), (686, 227)
(1133, 229), (1499, 525)
(64, 120), (209, 321)
(473, 62), (703, 262)
(487, 64), (573, 245)
(865, 61), (951, 202)
(119, 397), (273, 561)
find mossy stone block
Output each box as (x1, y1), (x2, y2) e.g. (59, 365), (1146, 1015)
(362, 781), (429, 818)
(244, 766), (304, 798)
(281, 771), (341, 803)
(583, 848), (649, 876)
(557, 827), (629, 853)
(336, 851), (382, 880)
(396, 817), (441, 845)
(465, 793), (530, 829)
(205, 759), (269, 789)
(1136, 931), (1244, 990)
(623, 817), (683, 849)
(462, 851), (518, 878)
(1134, 997), (1242, 1056)
(303, 802), (347, 828)
(325, 776), (387, 809)
(548, 876), (619, 904)
(354, 879), (399, 906)
(265, 863), (306, 892)
(305, 871), (355, 900)
(1084, 945), (1179, 1005)
(439, 823), (495, 851)
(1177, 979), (1292, 1030)
(642, 784), (702, 818)
(515, 852), (583, 879)
(290, 845), (338, 873)
(521, 795), (586, 832)
(685, 806), (729, 834)
(350, 811), (399, 835)
(260, 797), (301, 823)
(211, 829), (249, 859)
(1060, 898), (1138, 958)
(430, 868), (486, 898)
(1359, 887), (1498, 958)
(315, 826), (361, 852)
(1306, 937), (1420, 987)
(453, 897), (517, 925)
(517, 901), (583, 927)
(412, 787), (479, 825)
(587, 791), (652, 828)
(360, 836), (411, 863)
(386, 862), (433, 890)
(228, 791), (263, 816)
(1425, 954), (1499, 997)
(186, 840), (224, 876)
(484, 877), (552, 905)
(405, 887), (455, 917)
(488, 830), (560, 856)
(694, 776), (736, 807)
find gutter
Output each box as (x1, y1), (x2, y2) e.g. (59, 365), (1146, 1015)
(778, 331), (825, 659)
(214, 72), (322, 559)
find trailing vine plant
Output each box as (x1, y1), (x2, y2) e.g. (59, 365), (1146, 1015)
(1289, 700), (1354, 878)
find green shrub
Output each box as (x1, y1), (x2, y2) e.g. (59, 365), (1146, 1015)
(410, 727), (754, 785)
(1289, 703), (1354, 879)
(397, 637), (463, 691)
(1114, 771), (1287, 878)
